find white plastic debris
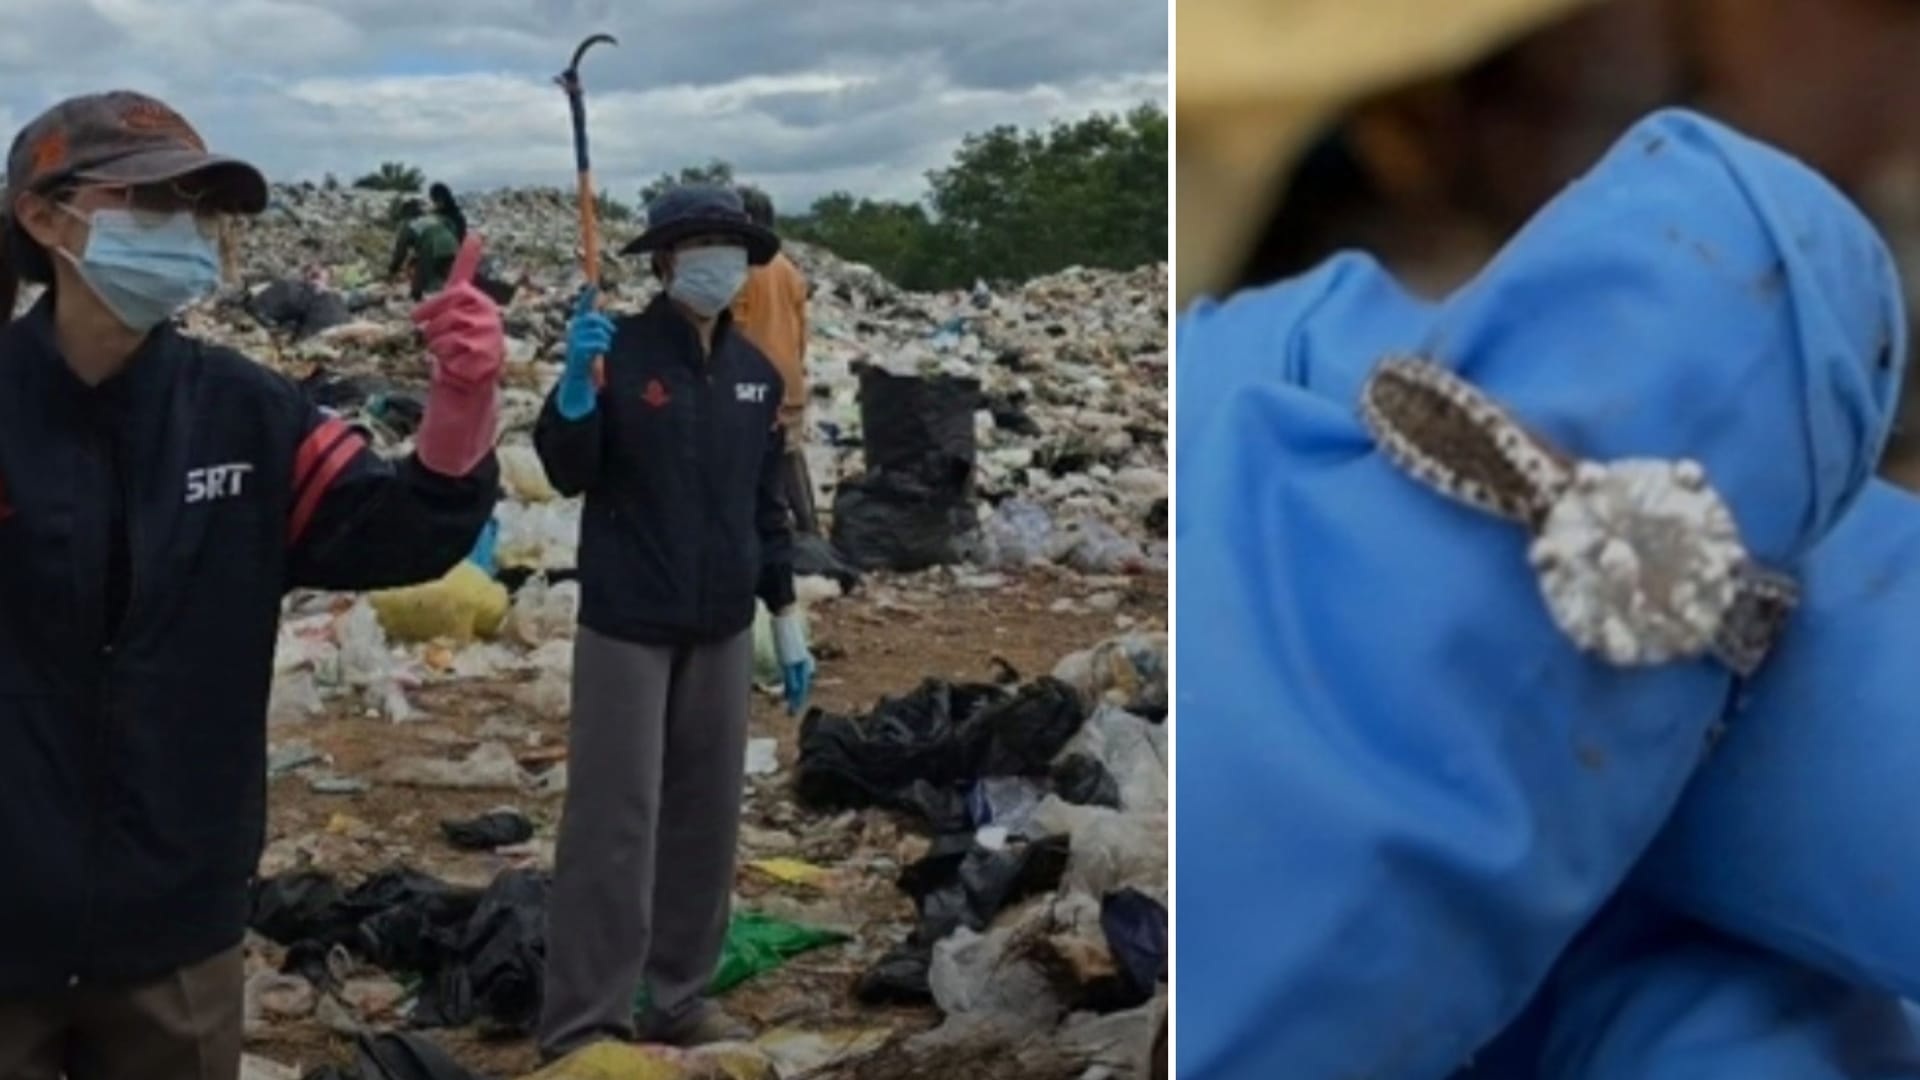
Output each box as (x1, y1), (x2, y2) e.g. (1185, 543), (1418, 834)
(745, 738), (780, 777)
(380, 741), (527, 791)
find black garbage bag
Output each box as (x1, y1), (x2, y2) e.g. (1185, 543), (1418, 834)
(797, 679), (1008, 807)
(1052, 753), (1123, 809)
(830, 471), (976, 572)
(440, 810), (534, 852)
(414, 869), (550, 1035)
(792, 533), (862, 592)
(250, 870), (346, 945)
(902, 833), (1071, 940)
(971, 678), (1086, 778)
(856, 936), (936, 1006)
(1101, 889), (1169, 1008)
(858, 834), (1071, 1002)
(353, 871), (481, 976)
(251, 278), (351, 341)
(857, 366), (980, 486)
(797, 677), (1089, 832)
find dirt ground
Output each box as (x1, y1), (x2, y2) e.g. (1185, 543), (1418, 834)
(249, 566), (1167, 1075)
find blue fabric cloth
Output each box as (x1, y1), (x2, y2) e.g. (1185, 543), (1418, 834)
(1173, 108), (1904, 1079)
(1637, 479), (1920, 1000)
(1463, 900), (1920, 1079)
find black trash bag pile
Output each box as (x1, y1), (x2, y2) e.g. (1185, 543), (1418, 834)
(412, 870), (550, 1034)
(796, 677), (1088, 833)
(830, 473), (977, 573)
(440, 809), (534, 852)
(250, 277), (351, 341)
(250, 866), (551, 1035)
(856, 833), (1071, 1005)
(830, 368), (984, 572)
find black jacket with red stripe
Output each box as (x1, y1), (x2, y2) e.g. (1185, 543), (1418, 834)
(0, 299), (498, 993)
(534, 294), (794, 645)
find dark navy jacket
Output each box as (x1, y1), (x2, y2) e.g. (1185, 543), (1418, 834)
(0, 298), (497, 992)
(534, 293), (794, 645)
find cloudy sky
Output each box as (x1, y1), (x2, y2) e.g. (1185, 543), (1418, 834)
(0, 0), (1166, 213)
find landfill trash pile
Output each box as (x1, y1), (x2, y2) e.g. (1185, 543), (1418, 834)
(170, 182), (1170, 1076)
(186, 183), (1166, 583)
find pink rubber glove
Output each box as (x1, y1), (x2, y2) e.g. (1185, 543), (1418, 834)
(410, 235), (504, 477)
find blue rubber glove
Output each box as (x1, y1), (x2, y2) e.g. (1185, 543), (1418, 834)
(1465, 899), (1920, 1079)
(771, 610), (815, 716)
(1175, 109), (1900, 1080)
(557, 285), (614, 421)
(1636, 480), (1920, 1003)
(465, 517), (500, 577)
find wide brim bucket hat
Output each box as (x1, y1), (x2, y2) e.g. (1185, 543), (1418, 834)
(620, 183), (779, 265)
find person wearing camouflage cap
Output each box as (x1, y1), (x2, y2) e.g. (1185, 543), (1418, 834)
(0, 91), (506, 1078)
(533, 184), (810, 1057)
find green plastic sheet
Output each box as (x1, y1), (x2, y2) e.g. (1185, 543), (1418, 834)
(635, 911), (850, 1010)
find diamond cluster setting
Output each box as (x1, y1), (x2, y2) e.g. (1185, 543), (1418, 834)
(1529, 460), (1743, 665)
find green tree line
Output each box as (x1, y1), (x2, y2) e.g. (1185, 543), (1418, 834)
(643, 105), (1165, 290)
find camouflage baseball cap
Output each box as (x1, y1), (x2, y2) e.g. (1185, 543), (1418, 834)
(5, 90), (267, 214)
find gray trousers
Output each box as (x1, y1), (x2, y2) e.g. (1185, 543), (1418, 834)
(537, 626), (752, 1057)
(0, 946), (243, 1080)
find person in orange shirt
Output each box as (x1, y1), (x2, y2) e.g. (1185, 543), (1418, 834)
(731, 188), (816, 533)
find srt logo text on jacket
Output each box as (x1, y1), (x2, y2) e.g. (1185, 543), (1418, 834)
(735, 382), (769, 404)
(185, 462), (254, 504)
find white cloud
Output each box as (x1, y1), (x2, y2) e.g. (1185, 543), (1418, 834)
(0, 0), (1166, 210)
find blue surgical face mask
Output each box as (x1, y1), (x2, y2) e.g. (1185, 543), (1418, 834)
(56, 206), (223, 333)
(667, 245), (749, 318)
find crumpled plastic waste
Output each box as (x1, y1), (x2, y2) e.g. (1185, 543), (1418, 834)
(1052, 633), (1168, 720)
(368, 561), (509, 645)
(857, 833), (1071, 1005)
(522, 1041), (777, 1080)
(380, 742), (527, 791)
(634, 912), (850, 1010)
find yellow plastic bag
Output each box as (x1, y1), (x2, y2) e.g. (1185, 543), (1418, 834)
(368, 561), (509, 644)
(520, 1042), (775, 1080)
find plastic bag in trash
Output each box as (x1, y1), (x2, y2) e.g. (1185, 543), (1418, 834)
(1061, 706), (1167, 814)
(978, 499), (1054, 568)
(967, 777), (1047, 832)
(1101, 889), (1168, 1007)
(1050, 753), (1122, 810)
(1050, 517), (1147, 575)
(830, 470), (977, 572)
(857, 366), (981, 486)
(634, 912), (849, 1011)
(508, 577), (580, 647)
(251, 871), (347, 945)
(1052, 633), (1169, 720)
(797, 677), (1088, 832)
(928, 919), (1068, 1030)
(368, 562), (509, 644)
(497, 443), (559, 502)
(440, 809), (534, 852)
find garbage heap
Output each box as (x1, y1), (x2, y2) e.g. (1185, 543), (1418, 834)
(243, 630), (1167, 1080)
(184, 182), (1167, 584)
(790, 633), (1169, 1076)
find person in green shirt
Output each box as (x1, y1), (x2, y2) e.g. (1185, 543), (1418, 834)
(387, 195), (460, 299)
